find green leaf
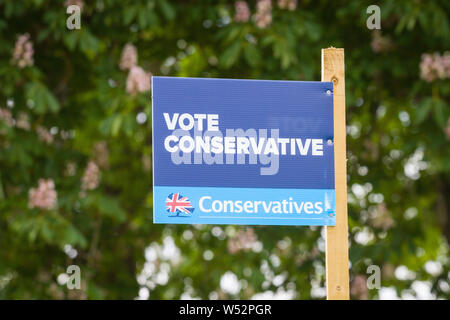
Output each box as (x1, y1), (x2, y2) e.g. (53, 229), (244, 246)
(220, 41), (241, 68)
(25, 82), (60, 114)
(433, 99), (447, 128)
(138, 9), (149, 28)
(111, 115), (123, 137)
(159, 0), (175, 21)
(96, 195), (127, 222)
(63, 223), (88, 248)
(123, 6), (138, 25)
(79, 30), (100, 58)
(63, 31), (79, 51)
(415, 98), (432, 124)
(243, 44), (261, 67)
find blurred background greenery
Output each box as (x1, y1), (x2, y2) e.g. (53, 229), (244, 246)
(0, 0), (449, 300)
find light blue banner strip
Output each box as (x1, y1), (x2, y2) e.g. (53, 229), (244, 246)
(154, 186), (335, 226)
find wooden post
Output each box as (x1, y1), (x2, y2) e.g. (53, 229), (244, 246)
(321, 48), (350, 300)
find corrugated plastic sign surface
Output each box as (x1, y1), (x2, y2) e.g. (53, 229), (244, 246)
(152, 77), (335, 226)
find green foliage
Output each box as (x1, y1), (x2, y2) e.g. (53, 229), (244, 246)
(0, 0), (449, 300)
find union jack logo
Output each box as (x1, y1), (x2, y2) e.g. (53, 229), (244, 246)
(166, 193), (194, 216)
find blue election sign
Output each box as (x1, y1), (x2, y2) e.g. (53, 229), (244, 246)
(152, 77), (335, 226)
